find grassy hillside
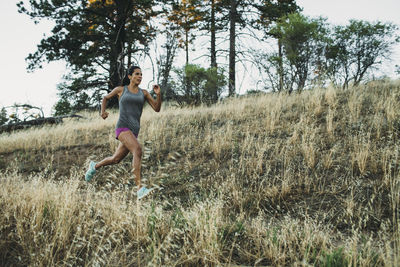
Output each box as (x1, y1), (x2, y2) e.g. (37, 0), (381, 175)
(1, 80), (400, 266)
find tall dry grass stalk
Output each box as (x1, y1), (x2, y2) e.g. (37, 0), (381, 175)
(1, 80), (400, 266)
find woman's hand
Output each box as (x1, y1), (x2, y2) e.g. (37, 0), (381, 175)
(144, 86), (162, 112)
(101, 111), (109, 120)
(153, 84), (161, 95)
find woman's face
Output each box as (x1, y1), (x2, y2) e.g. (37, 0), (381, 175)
(129, 68), (142, 85)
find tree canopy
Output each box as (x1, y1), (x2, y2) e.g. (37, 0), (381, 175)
(18, 0), (157, 110)
(326, 20), (399, 88)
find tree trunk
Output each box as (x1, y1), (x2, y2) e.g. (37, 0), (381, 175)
(161, 32), (177, 101)
(110, 0), (129, 88)
(211, 0), (219, 102)
(297, 69), (307, 92)
(228, 0), (237, 97)
(127, 43), (132, 67)
(185, 28), (189, 65)
(211, 0), (217, 69)
(278, 38), (284, 92)
(108, 0), (129, 107)
(184, 28), (191, 99)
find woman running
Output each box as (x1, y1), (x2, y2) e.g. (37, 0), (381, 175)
(85, 65), (162, 200)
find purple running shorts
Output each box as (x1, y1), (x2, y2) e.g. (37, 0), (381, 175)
(115, 128), (138, 140)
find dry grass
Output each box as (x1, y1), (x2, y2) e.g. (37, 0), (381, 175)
(1, 80), (400, 266)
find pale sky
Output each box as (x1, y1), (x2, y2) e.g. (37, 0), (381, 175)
(1, 0), (399, 116)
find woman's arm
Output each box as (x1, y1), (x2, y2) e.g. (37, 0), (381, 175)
(143, 85), (162, 112)
(101, 86), (123, 119)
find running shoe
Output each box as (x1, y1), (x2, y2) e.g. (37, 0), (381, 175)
(137, 186), (154, 200)
(85, 161), (97, 182)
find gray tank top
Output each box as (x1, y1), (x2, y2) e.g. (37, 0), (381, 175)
(116, 86), (145, 135)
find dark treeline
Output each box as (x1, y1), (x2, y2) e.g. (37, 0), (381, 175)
(7, 0), (399, 118)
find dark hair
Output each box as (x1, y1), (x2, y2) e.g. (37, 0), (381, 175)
(121, 65), (141, 86)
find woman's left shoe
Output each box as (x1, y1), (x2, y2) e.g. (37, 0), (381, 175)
(137, 186), (154, 200)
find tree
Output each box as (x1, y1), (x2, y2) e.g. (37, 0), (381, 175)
(217, 0), (253, 97)
(53, 97), (73, 116)
(272, 13), (328, 92)
(172, 64), (226, 104)
(251, 50), (296, 92)
(326, 20), (399, 88)
(194, 0), (225, 69)
(17, 0), (157, 111)
(255, 0), (300, 91)
(166, 0), (204, 66)
(210, 0), (218, 69)
(181, 0), (227, 102)
(228, 0), (238, 97)
(220, 0), (297, 96)
(164, 0), (204, 99)
(204, 67), (226, 103)
(156, 24), (179, 101)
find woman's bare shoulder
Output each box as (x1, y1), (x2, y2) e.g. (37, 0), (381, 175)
(105, 86), (124, 99)
(114, 85), (124, 92)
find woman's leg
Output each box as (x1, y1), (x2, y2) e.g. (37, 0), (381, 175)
(95, 143), (129, 169)
(116, 130), (143, 188)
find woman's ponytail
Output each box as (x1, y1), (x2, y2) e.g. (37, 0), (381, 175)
(122, 75), (130, 86)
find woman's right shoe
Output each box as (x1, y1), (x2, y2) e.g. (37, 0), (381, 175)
(85, 161), (97, 182)
(137, 186), (154, 200)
